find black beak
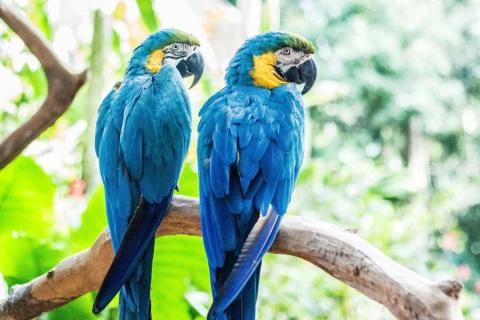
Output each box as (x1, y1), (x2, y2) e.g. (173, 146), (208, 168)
(282, 58), (317, 95)
(176, 51), (204, 89)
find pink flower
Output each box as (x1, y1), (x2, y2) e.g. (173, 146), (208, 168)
(441, 231), (458, 251)
(457, 264), (471, 281)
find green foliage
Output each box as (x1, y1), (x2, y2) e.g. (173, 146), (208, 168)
(27, 0), (53, 39)
(18, 65), (47, 100)
(135, 0), (159, 32)
(0, 157), (55, 237)
(0, 234), (63, 286)
(151, 236), (210, 319)
(177, 162), (200, 197)
(47, 294), (98, 320)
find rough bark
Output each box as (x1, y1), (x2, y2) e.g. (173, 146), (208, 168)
(0, 1), (87, 169)
(0, 196), (463, 320)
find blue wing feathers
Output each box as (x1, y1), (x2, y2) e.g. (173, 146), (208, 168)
(238, 123), (252, 148)
(198, 84), (305, 319)
(95, 89), (117, 156)
(120, 124), (143, 180)
(200, 197), (225, 269)
(210, 150), (230, 198)
(254, 181), (277, 215)
(260, 143), (283, 182)
(209, 197), (236, 251)
(225, 173), (243, 214)
(213, 124), (237, 165)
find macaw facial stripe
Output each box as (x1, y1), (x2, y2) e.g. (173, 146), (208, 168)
(250, 51), (288, 89)
(163, 42), (191, 60)
(274, 47), (313, 74)
(163, 43), (198, 67)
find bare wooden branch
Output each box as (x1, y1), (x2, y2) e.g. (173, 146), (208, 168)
(0, 196), (463, 320)
(0, 1), (87, 169)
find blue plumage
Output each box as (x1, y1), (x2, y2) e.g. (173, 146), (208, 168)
(209, 210), (282, 316)
(94, 29), (203, 319)
(198, 32), (315, 319)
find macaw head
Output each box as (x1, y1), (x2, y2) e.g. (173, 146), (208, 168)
(127, 28), (204, 88)
(225, 32), (317, 94)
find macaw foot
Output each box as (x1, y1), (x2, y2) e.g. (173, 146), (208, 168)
(175, 184), (180, 192)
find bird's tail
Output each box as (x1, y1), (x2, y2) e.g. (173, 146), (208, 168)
(119, 239), (154, 320)
(207, 210), (282, 320)
(207, 264), (261, 320)
(93, 192), (173, 319)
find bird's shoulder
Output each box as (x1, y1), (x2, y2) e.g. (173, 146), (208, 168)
(198, 84), (304, 143)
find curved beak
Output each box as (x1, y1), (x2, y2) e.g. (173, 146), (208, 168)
(282, 58), (317, 95)
(176, 51), (205, 89)
(299, 59), (317, 95)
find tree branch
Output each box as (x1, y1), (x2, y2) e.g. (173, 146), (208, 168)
(0, 1), (87, 169)
(0, 196), (463, 320)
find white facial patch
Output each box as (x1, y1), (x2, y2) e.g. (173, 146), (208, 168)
(274, 47), (312, 74)
(162, 43), (198, 66)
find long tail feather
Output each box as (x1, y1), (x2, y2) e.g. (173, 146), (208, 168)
(209, 209), (282, 316)
(207, 265), (261, 320)
(119, 239), (154, 320)
(93, 192), (173, 315)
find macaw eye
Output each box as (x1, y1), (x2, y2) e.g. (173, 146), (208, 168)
(172, 44), (180, 51)
(282, 48), (291, 55)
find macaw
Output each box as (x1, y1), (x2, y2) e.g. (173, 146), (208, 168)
(197, 32), (316, 319)
(92, 29), (204, 320)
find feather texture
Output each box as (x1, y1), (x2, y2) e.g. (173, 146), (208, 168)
(198, 83), (304, 319)
(209, 210), (282, 316)
(94, 63), (191, 319)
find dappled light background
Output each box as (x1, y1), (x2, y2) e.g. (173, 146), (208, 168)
(1, 0), (480, 319)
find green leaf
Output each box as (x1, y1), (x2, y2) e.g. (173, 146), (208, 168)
(177, 162), (200, 197)
(151, 236), (210, 319)
(296, 164), (315, 185)
(0, 157), (55, 237)
(135, 0), (159, 32)
(47, 294), (98, 320)
(28, 0), (53, 40)
(0, 234), (63, 287)
(18, 66), (47, 99)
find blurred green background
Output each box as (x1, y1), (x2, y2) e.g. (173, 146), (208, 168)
(1, 0), (480, 319)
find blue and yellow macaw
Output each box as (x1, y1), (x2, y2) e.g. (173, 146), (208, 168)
(198, 32), (316, 319)
(93, 29), (204, 319)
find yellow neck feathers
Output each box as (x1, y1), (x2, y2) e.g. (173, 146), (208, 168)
(145, 49), (164, 73)
(250, 52), (287, 89)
